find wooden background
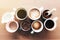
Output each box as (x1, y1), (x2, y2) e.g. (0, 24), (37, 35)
(0, 0), (60, 40)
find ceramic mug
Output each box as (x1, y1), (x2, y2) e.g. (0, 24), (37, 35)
(31, 20), (43, 34)
(15, 8), (27, 20)
(42, 8), (56, 19)
(44, 17), (58, 31)
(28, 7), (44, 20)
(6, 20), (19, 33)
(20, 20), (31, 31)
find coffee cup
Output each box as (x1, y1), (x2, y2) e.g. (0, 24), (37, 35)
(16, 8), (27, 20)
(44, 17), (58, 31)
(42, 8), (56, 19)
(28, 7), (44, 20)
(20, 20), (31, 31)
(31, 20), (43, 34)
(6, 20), (19, 33)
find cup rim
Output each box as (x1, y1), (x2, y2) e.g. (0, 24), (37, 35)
(20, 21), (31, 31)
(6, 20), (19, 33)
(44, 19), (56, 31)
(15, 8), (27, 20)
(31, 20), (43, 32)
(42, 9), (51, 19)
(28, 7), (41, 20)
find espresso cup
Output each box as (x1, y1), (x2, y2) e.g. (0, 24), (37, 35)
(20, 20), (31, 31)
(16, 8), (27, 20)
(44, 17), (58, 31)
(31, 20), (43, 34)
(28, 7), (44, 20)
(42, 8), (56, 19)
(6, 20), (19, 33)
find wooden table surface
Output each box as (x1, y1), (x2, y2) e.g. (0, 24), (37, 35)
(0, 0), (60, 40)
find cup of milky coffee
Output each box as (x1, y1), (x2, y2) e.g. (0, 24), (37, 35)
(42, 8), (56, 19)
(16, 8), (27, 20)
(28, 7), (44, 20)
(6, 20), (19, 33)
(44, 17), (58, 31)
(31, 20), (43, 34)
(20, 20), (31, 31)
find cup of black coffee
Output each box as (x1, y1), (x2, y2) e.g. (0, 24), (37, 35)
(16, 8), (27, 20)
(44, 17), (58, 31)
(20, 20), (31, 31)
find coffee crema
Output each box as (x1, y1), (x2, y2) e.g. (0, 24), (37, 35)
(45, 20), (54, 29)
(9, 22), (17, 30)
(29, 8), (40, 20)
(32, 21), (41, 30)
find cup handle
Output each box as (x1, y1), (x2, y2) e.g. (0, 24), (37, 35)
(10, 8), (17, 15)
(13, 8), (17, 11)
(48, 8), (56, 15)
(31, 31), (34, 34)
(39, 6), (44, 13)
(52, 17), (58, 22)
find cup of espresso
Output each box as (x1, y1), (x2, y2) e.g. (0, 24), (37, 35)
(28, 7), (44, 20)
(31, 20), (43, 34)
(42, 8), (56, 19)
(20, 20), (31, 31)
(44, 17), (58, 31)
(6, 20), (19, 33)
(16, 8), (27, 20)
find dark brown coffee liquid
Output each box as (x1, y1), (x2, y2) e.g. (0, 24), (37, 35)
(21, 21), (31, 31)
(17, 9), (27, 19)
(45, 20), (54, 29)
(43, 10), (52, 19)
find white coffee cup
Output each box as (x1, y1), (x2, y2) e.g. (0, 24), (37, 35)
(15, 8), (27, 20)
(28, 7), (44, 20)
(20, 20), (31, 31)
(6, 20), (19, 33)
(44, 17), (58, 31)
(31, 20), (43, 34)
(42, 8), (56, 19)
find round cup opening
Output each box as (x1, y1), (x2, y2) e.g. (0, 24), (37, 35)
(29, 8), (41, 20)
(6, 21), (19, 33)
(44, 19), (56, 31)
(16, 8), (27, 20)
(32, 21), (41, 30)
(31, 20), (43, 32)
(20, 20), (31, 31)
(42, 10), (52, 19)
(9, 21), (17, 30)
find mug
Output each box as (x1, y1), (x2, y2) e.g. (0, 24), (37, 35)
(6, 20), (19, 33)
(20, 20), (31, 31)
(15, 8), (27, 20)
(44, 17), (58, 31)
(28, 7), (44, 20)
(31, 20), (43, 34)
(42, 8), (56, 19)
